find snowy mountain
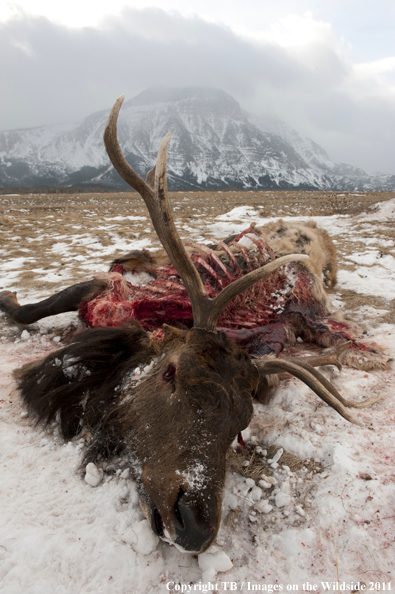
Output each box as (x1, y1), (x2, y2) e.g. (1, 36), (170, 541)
(0, 87), (394, 190)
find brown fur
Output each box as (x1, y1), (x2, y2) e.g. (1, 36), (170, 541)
(111, 249), (170, 275)
(256, 220), (337, 308)
(257, 220), (337, 289)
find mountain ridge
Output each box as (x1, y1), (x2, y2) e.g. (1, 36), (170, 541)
(0, 86), (394, 191)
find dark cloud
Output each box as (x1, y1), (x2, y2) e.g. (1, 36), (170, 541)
(0, 8), (394, 173)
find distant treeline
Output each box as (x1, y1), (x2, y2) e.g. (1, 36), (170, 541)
(0, 186), (131, 195)
(0, 185), (271, 195)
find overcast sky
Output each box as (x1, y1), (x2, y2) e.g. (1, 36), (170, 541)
(1, 0), (394, 174)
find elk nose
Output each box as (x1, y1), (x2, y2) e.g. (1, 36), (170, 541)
(173, 490), (216, 553)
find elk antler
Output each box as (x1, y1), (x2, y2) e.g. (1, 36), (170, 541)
(255, 351), (383, 426)
(104, 95), (308, 331)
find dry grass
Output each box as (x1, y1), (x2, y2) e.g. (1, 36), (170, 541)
(1, 189), (394, 319)
(227, 444), (323, 479)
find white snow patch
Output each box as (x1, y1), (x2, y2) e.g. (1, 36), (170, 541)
(337, 266), (395, 299)
(84, 462), (104, 487)
(175, 462), (207, 490)
(131, 520), (159, 555)
(364, 197), (395, 221)
(198, 547), (233, 581)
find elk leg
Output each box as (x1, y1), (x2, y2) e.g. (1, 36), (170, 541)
(221, 322), (288, 356)
(0, 278), (108, 324)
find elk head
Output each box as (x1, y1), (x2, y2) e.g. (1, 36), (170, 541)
(118, 325), (257, 553)
(100, 95), (364, 553)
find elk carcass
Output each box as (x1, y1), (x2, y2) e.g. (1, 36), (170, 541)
(0, 95), (382, 554)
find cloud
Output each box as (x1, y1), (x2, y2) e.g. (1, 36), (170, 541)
(0, 8), (394, 173)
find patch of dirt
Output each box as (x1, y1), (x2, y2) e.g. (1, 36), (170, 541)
(337, 289), (391, 314)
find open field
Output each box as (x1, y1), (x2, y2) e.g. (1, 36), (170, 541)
(1, 190), (395, 592)
(1, 189), (394, 290)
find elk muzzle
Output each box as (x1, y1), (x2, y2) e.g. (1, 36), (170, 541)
(150, 490), (217, 553)
(140, 469), (222, 553)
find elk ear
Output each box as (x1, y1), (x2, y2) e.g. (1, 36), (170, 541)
(110, 249), (157, 274)
(162, 324), (188, 343)
(254, 374), (279, 404)
(229, 391), (254, 439)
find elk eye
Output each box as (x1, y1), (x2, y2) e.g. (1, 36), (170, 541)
(163, 365), (176, 382)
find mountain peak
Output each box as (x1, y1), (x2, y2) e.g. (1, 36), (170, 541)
(131, 86), (236, 103)
(0, 86), (393, 191)
(128, 86), (241, 118)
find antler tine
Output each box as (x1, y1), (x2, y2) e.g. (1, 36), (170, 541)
(104, 95), (309, 331)
(145, 166), (156, 189)
(284, 358), (384, 409)
(289, 341), (353, 371)
(103, 95), (154, 203)
(255, 358), (365, 426)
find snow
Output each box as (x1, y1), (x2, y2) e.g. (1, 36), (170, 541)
(217, 206), (259, 221)
(274, 492), (292, 508)
(175, 463), (208, 491)
(0, 197), (395, 592)
(84, 462), (104, 487)
(198, 548), (233, 581)
(255, 500), (273, 514)
(337, 267), (395, 299)
(131, 520), (160, 556)
(363, 198), (395, 221)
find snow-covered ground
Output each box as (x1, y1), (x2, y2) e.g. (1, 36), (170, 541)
(0, 196), (394, 593)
